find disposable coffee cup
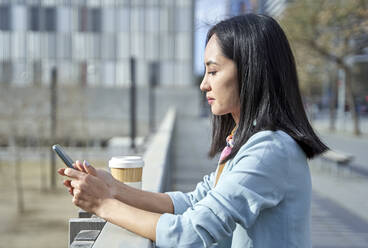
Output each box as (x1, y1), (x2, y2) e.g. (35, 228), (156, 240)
(108, 156), (144, 189)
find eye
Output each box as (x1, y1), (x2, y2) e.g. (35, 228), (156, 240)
(208, 71), (217, 76)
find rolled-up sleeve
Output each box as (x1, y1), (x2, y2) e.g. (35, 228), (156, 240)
(166, 171), (216, 214)
(156, 136), (289, 248)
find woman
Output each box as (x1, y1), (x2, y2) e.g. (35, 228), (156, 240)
(58, 14), (328, 247)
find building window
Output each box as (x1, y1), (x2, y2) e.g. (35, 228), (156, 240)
(90, 8), (101, 33)
(28, 6), (40, 31)
(0, 5), (11, 30)
(44, 7), (56, 32)
(79, 7), (101, 33)
(28, 6), (57, 32)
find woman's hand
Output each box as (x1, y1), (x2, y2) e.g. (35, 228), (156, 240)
(94, 168), (118, 198)
(58, 160), (118, 198)
(59, 163), (113, 216)
(58, 161), (161, 241)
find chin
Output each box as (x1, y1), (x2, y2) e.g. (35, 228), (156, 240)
(211, 107), (229, 116)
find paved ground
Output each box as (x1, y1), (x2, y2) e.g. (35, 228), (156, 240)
(311, 192), (368, 248)
(310, 126), (368, 247)
(170, 114), (216, 192)
(317, 131), (368, 173)
(170, 113), (368, 247)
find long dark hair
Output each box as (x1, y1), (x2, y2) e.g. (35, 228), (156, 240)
(207, 14), (328, 162)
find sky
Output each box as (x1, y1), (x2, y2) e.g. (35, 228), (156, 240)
(194, 0), (228, 76)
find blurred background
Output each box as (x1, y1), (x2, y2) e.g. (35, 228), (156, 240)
(0, 0), (367, 247)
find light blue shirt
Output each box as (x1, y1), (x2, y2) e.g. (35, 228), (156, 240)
(156, 130), (312, 248)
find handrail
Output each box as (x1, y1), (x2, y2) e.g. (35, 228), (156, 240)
(69, 107), (176, 248)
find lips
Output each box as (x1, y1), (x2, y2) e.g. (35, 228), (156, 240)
(207, 97), (215, 104)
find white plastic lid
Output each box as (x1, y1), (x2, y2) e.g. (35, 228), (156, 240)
(108, 156), (144, 168)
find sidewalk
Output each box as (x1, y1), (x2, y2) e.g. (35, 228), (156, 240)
(309, 125), (368, 245)
(170, 113), (368, 247)
(170, 114), (215, 192)
(311, 191), (368, 248)
(309, 126), (368, 224)
(314, 128), (368, 171)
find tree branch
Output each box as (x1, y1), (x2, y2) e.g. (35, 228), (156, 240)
(300, 39), (344, 65)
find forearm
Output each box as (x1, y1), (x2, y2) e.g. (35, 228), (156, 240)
(113, 181), (174, 214)
(98, 198), (161, 242)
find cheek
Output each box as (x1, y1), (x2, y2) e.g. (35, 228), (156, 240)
(211, 69), (239, 109)
(226, 91), (240, 110)
(231, 86), (240, 105)
(222, 80), (239, 106)
(213, 86), (240, 113)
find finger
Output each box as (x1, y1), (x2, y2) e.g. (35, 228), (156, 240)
(64, 168), (84, 180)
(72, 194), (87, 209)
(62, 179), (74, 195)
(58, 168), (66, 176)
(72, 188), (90, 205)
(72, 188), (81, 198)
(75, 160), (86, 173)
(63, 179), (72, 188)
(83, 160), (97, 176)
(70, 180), (80, 189)
(73, 187), (80, 195)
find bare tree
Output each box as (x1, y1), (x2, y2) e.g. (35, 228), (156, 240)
(281, 0), (368, 135)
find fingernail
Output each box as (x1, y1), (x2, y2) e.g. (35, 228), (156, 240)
(84, 160), (90, 166)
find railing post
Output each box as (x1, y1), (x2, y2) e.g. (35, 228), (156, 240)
(50, 67), (57, 189)
(148, 61), (159, 132)
(130, 57), (136, 151)
(69, 217), (106, 247)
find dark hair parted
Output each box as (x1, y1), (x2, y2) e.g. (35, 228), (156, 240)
(206, 14), (328, 162)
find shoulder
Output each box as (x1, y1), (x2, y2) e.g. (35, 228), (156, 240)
(233, 130), (302, 167)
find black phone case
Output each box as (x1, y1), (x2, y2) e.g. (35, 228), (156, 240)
(52, 144), (74, 168)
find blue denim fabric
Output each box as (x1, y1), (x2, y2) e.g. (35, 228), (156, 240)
(156, 130), (312, 248)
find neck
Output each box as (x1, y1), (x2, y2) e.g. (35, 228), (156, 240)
(232, 112), (240, 126)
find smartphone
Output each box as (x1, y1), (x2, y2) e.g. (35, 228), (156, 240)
(52, 144), (74, 168)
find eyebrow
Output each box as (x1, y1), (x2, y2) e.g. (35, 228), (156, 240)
(205, 60), (219, 66)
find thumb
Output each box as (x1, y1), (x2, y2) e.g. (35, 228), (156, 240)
(83, 160), (97, 176)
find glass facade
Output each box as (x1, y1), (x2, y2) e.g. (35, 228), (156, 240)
(227, 0), (257, 16)
(0, 0), (194, 86)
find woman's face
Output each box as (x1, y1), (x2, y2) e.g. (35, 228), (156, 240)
(200, 35), (240, 123)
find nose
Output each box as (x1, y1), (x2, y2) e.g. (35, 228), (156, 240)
(200, 74), (211, 92)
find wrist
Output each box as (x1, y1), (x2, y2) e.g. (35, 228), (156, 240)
(111, 180), (129, 201)
(111, 180), (119, 199)
(96, 198), (115, 220)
